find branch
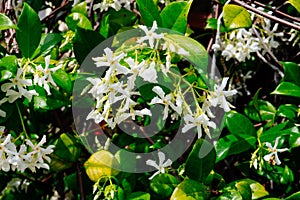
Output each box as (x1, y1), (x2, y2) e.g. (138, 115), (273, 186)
(231, 0), (300, 31)
(76, 162), (85, 200)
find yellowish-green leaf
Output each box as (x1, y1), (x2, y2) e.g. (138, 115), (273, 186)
(223, 4), (252, 30)
(0, 13), (17, 30)
(288, 0), (300, 13)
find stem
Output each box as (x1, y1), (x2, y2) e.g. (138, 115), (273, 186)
(16, 103), (29, 139)
(76, 162), (85, 200)
(231, 0), (300, 31)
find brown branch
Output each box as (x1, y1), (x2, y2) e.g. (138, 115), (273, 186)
(231, 0), (300, 31)
(251, 1), (300, 24)
(76, 162), (85, 200)
(41, 0), (70, 23)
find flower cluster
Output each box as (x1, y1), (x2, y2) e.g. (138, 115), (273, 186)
(213, 7), (284, 62)
(85, 21), (237, 140)
(93, 0), (132, 12)
(0, 134), (54, 173)
(0, 56), (60, 104)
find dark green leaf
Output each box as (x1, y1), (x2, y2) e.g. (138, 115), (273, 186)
(244, 100), (276, 123)
(205, 18), (227, 32)
(65, 12), (92, 31)
(170, 178), (210, 200)
(277, 104), (298, 120)
(288, 0), (300, 13)
(271, 82), (300, 98)
(127, 192), (150, 200)
(260, 124), (299, 142)
(165, 34), (208, 74)
(280, 165), (294, 185)
(160, 1), (192, 33)
(0, 13), (17, 30)
(52, 70), (73, 94)
(223, 4), (252, 30)
(235, 181), (252, 200)
(73, 27), (105, 64)
(136, 0), (162, 27)
(16, 3), (41, 58)
(185, 139), (216, 181)
(226, 112), (256, 136)
(150, 174), (179, 198)
(282, 62), (300, 87)
(215, 134), (256, 162)
(32, 33), (63, 58)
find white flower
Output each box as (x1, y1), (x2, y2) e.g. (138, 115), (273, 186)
(1, 68), (38, 102)
(0, 134), (13, 172)
(182, 112), (216, 138)
(0, 98), (7, 118)
(33, 55), (60, 95)
(125, 57), (146, 89)
(93, 0), (122, 12)
(146, 151), (172, 180)
(137, 21), (164, 48)
(92, 47), (129, 75)
(150, 86), (181, 120)
(209, 77), (237, 112)
(263, 137), (289, 165)
(139, 61), (158, 83)
(115, 108), (152, 124)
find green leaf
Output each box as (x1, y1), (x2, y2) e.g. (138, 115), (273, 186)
(127, 192), (150, 200)
(136, 0), (162, 27)
(65, 12), (92, 31)
(150, 174), (179, 198)
(260, 124), (299, 142)
(226, 112), (256, 136)
(282, 62), (300, 87)
(73, 27), (105, 64)
(16, 3), (42, 58)
(0, 13), (17, 30)
(235, 181), (252, 200)
(286, 191), (300, 200)
(277, 104), (298, 120)
(271, 82), (300, 98)
(205, 18), (227, 32)
(71, 1), (88, 16)
(185, 139), (216, 181)
(170, 178), (210, 200)
(223, 4), (252, 30)
(165, 34), (208, 73)
(160, 1), (192, 33)
(52, 70), (73, 94)
(244, 100), (276, 123)
(215, 134), (256, 162)
(280, 165), (294, 185)
(287, 0), (300, 13)
(32, 33), (63, 58)
(0, 55), (18, 82)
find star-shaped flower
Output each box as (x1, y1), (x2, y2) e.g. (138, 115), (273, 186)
(137, 21), (164, 48)
(263, 137), (289, 165)
(146, 151), (172, 180)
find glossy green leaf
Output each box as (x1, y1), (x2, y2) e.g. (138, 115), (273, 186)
(65, 12), (92, 31)
(52, 70), (73, 94)
(271, 82), (300, 98)
(205, 18), (227, 32)
(282, 62), (300, 86)
(165, 34), (208, 73)
(185, 139), (216, 181)
(223, 4), (252, 30)
(127, 191), (150, 200)
(215, 134), (256, 162)
(73, 27), (104, 64)
(280, 165), (294, 185)
(277, 104), (298, 120)
(136, 0), (162, 27)
(32, 33), (63, 58)
(0, 13), (17, 30)
(160, 1), (192, 33)
(260, 125), (299, 142)
(0, 55), (17, 82)
(150, 174), (179, 198)
(244, 100), (276, 123)
(226, 112), (256, 136)
(71, 1), (88, 16)
(235, 181), (252, 200)
(289, 132), (300, 148)
(287, 0), (300, 13)
(285, 191), (300, 200)
(16, 3), (42, 58)
(170, 178), (210, 200)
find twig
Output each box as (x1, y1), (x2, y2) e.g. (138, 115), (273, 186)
(256, 51), (284, 77)
(252, 0), (300, 24)
(76, 162), (85, 200)
(231, 0), (300, 31)
(41, 0), (70, 23)
(251, 26), (284, 70)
